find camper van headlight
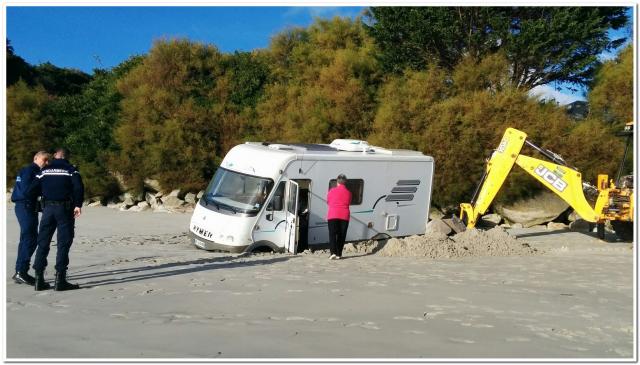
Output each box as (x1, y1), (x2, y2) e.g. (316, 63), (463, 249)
(227, 235), (234, 243)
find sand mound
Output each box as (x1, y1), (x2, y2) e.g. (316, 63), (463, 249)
(376, 227), (540, 258)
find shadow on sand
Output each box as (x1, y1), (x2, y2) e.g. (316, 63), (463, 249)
(71, 254), (297, 288)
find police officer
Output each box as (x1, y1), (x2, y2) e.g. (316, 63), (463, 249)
(11, 151), (50, 285)
(28, 147), (84, 291)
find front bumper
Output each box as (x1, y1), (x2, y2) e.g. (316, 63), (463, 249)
(187, 231), (249, 253)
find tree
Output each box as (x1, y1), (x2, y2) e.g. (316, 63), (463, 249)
(6, 81), (53, 186)
(256, 17), (380, 143)
(113, 39), (229, 191)
(588, 45), (633, 129)
(7, 39), (35, 87)
(46, 57), (143, 198)
(33, 62), (91, 96)
(368, 53), (619, 208)
(365, 7), (628, 89)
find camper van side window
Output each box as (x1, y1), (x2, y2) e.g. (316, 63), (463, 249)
(267, 182), (285, 211)
(328, 179), (363, 205)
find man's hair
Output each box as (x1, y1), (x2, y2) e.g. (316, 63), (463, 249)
(33, 150), (50, 161)
(337, 174), (347, 184)
(54, 147), (70, 159)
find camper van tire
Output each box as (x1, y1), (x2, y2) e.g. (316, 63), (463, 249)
(246, 241), (280, 254)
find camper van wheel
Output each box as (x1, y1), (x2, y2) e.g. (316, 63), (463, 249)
(251, 246), (274, 253)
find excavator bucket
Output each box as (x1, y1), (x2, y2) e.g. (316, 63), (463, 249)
(443, 215), (467, 234)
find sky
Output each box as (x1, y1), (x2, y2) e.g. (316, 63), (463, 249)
(6, 7), (365, 72)
(5, 6), (634, 105)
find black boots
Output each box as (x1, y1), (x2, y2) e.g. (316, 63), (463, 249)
(34, 271), (51, 291)
(54, 271), (79, 291)
(13, 271), (36, 286)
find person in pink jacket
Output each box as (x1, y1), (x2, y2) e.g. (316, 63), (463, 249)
(326, 174), (352, 259)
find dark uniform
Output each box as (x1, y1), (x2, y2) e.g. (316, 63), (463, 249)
(11, 163), (42, 284)
(28, 158), (84, 291)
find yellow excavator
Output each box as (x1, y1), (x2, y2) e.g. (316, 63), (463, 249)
(455, 123), (634, 241)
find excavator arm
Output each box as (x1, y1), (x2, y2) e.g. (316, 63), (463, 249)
(459, 128), (602, 228)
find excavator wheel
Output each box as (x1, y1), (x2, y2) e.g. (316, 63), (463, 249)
(611, 221), (634, 242)
(596, 223), (605, 240)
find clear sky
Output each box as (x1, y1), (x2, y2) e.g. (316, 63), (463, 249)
(6, 6), (634, 105)
(7, 6), (365, 72)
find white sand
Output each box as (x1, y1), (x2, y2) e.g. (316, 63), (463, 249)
(5, 205), (634, 359)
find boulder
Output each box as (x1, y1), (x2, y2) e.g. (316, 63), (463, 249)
(128, 205), (143, 212)
(196, 190), (204, 199)
(154, 191), (164, 199)
(162, 195), (185, 209)
(569, 219), (592, 232)
(106, 202), (120, 209)
(547, 222), (568, 230)
(137, 201), (151, 211)
(166, 189), (182, 198)
(123, 196), (135, 206)
(428, 208), (444, 221)
(184, 192), (197, 204)
(494, 191), (569, 228)
(480, 213), (502, 227)
(425, 218), (452, 235)
(88, 201), (102, 207)
(144, 178), (163, 192)
(118, 203), (130, 211)
(145, 192), (161, 208)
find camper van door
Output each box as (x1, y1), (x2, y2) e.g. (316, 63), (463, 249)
(285, 180), (299, 253)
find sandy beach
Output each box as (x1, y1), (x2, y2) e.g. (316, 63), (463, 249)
(5, 204), (634, 359)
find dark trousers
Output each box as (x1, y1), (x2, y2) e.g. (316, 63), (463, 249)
(14, 201), (39, 272)
(33, 204), (75, 273)
(328, 219), (349, 257)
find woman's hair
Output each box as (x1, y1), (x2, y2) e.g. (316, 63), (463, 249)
(337, 174), (347, 185)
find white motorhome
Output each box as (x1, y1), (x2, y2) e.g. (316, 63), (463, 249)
(188, 139), (434, 253)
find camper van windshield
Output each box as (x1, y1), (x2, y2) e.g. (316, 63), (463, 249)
(202, 168), (274, 214)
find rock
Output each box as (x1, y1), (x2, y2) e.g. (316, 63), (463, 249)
(144, 178), (163, 192)
(106, 202), (120, 209)
(154, 191), (164, 198)
(196, 190), (204, 199)
(118, 203), (129, 211)
(88, 201), (102, 207)
(128, 205), (143, 212)
(425, 218), (453, 235)
(161, 195), (185, 209)
(428, 208), (444, 221)
(88, 196), (102, 203)
(494, 191), (569, 228)
(184, 192), (197, 204)
(480, 213), (502, 227)
(167, 189), (181, 197)
(123, 191), (143, 206)
(547, 222), (568, 230)
(122, 193), (137, 206)
(83, 199), (91, 206)
(511, 223), (524, 229)
(567, 210), (580, 222)
(137, 201), (150, 211)
(569, 219), (592, 232)
(145, 192), (162, 208)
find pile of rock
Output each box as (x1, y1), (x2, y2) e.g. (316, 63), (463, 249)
(85, 178), (204, 213)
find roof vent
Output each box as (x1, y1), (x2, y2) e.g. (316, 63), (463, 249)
(268, 144), (294, 151)
(329, 139), (373, 152)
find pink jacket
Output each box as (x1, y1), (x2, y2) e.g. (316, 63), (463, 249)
(327, 184), (352, 221)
